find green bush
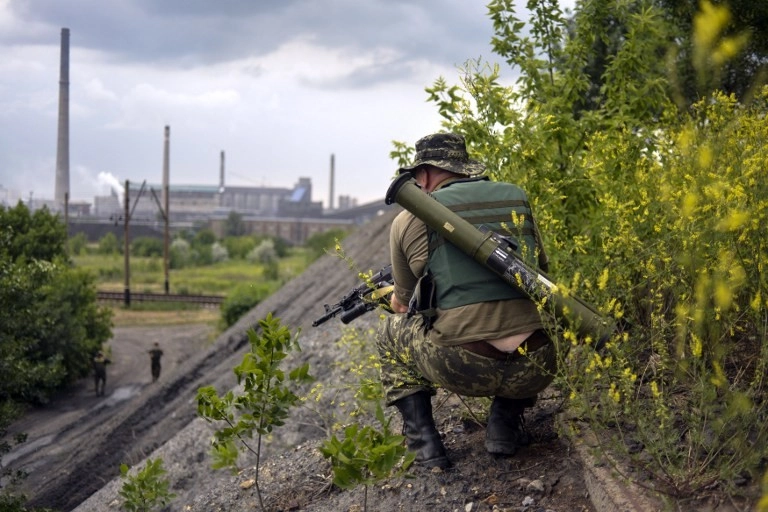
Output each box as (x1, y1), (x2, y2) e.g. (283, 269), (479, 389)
(143, 257), (161, 274)
(247, 239), (277, 265)
(220, 282), (272, 328)
(118, 458), (175, 511)
(193, 228), (216, 247)
(193, 244), (212, 266)
(132, 236), (163, 257)
(222, 235), (256, 260)
(211, 242), (229, 263)
(224, 210), (245, 237)
(68, 232), (88, 255)
(269, 236), (290, 258)
(97, 232), (120, 255)
(170, 238), (191, 269)
(320, 405), (414, 491)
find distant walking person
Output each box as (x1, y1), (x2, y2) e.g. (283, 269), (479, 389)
(148, 342), (164, 382)
(92, 351), (111, 396)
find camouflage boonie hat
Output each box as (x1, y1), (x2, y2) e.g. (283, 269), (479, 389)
(398, 133), (486, 177)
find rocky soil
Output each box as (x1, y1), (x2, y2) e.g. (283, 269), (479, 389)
(9, 208), (602, 512)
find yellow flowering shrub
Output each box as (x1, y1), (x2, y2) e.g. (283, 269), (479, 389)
(570, 88), (768, 494)
(403, 0), (767, 503)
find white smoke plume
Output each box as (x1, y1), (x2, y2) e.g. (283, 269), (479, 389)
(97, 172), (124, 197)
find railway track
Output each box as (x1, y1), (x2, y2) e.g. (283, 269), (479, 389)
(97, 290), (225, 308)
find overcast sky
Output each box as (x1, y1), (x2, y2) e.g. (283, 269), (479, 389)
(0, 0), (569, 209)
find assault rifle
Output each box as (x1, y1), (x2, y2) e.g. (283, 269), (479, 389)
(312, 265), (394, 327)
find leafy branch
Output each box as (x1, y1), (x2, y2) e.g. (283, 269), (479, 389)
(197, 313), (312, 511)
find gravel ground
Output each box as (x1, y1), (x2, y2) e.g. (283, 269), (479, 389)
(10, 208), (602, 512)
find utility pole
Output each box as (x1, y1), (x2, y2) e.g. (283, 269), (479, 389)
(123, 179), (130, 307)
(150, 126), (172, 294)
(329, 153), (335, 211)
(123, 179), (147, 307)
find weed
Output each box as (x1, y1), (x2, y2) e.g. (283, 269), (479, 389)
(118, 458), (175, 512)
(313, 324), (415, 511)
(319, 404), (415, 510)
(196, 313), (313, 511)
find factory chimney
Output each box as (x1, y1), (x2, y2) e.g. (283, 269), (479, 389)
(219, 150), (225, 191)
(54, 27), (70, 213)
(162, 126), (170, 293)
(329, 153), (335, 211)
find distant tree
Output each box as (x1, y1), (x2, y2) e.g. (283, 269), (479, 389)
(672, 0), (768, 103)
(659, 0), (768, 104)
(1, 202), (66, 262)
(568, 0), (768, 109)
(247, 239), (277, 265)
(247, 240), (279, 281)
(193, 228), (216, 247)
(562, 0), (674, 117)
(268, 236), (290, 258)
(211, 242), (229, 263)
(224, 210), (246, 237)
(176, 229), (195, 243)
(222, 236), (256, 260)
(131, 236), (163, 258)
(68, 232), (88, 255)
(187, 229), (216, 266)
(170, 238), (192, 269)
(0, 202), (112, 406)
(98, 232), (120, 255)
(193, 244), (213, 266)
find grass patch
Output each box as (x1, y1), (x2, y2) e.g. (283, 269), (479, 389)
(75, 247), (314, 330)
(109, 306), (221, 328)
(73, 248), (311, 295)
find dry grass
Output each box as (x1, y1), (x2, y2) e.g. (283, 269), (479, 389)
(109, 306), (221, 328)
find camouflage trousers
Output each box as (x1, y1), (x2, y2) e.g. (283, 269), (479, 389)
(376, 313), (557, 405)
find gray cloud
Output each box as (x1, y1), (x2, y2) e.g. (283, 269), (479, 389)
(0, 0), (518, 207)
(6, 0), (494, 81)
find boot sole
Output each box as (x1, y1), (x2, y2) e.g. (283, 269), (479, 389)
(418, 456), (453, 469)
(485, 440), (517, 456)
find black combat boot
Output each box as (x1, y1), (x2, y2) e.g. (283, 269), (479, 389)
(393, 392), (452, 469)
(485, 396), (533, 456)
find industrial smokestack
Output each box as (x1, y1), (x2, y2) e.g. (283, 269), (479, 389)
(162, 126), (170, 212)
(162, 126), (170, 294)
(219, 150), (225, 192)
(54, 27), (70, 213)
(329, 153), (335, 211)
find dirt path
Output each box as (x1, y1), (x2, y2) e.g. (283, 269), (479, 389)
(6, 323), (216, 508)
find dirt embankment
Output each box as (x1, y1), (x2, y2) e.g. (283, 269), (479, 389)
(9, 208), (599, 512)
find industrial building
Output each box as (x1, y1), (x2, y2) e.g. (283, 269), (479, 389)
(1, 28), (395, 246)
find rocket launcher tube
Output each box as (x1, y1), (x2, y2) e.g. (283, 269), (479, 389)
(385, 174), (618, 347)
